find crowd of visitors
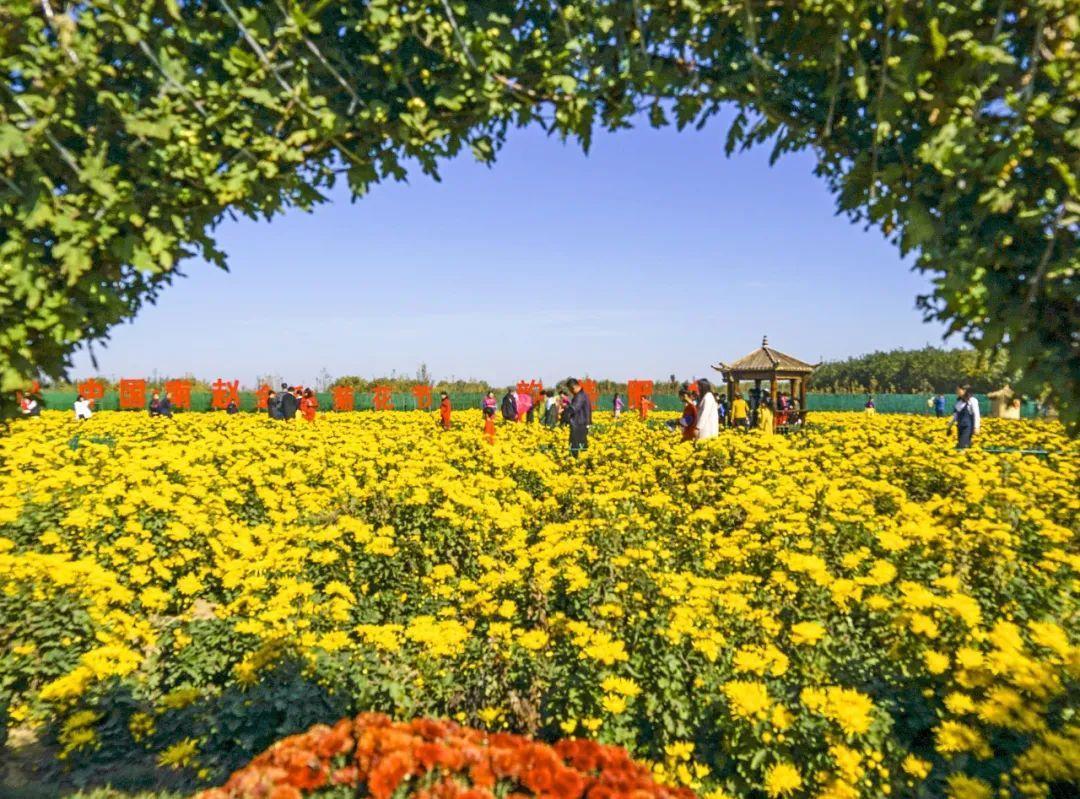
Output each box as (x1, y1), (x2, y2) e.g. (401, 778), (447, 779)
(27, 377), (996, 454)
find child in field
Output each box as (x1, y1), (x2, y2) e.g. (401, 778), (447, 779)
(483, 406), (496, 444)
(439, 392), (452, 430)
(639, 394), (654, 421)
(300, 388), (318, 422)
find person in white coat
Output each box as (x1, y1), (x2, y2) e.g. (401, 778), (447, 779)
(73, 394), (93, 420)
(694, 379), (719, 441)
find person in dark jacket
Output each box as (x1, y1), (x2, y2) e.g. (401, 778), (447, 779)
(158, 392), (173, 419)
(149, 391), (162, 416)
(280, 386), (300, 420)
(500, 389), (518, 422)
(564, 378), (592, 457)
(226, 398), (239, 414)
(267, 390), (283, 420)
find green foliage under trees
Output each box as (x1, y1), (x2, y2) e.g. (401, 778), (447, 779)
(1, 2), (1077, 424)
(810, 346), (1011, 394)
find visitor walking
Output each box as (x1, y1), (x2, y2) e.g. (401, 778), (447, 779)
(439, 391), (452, 430)
(947, 385), (981, 449)
(501, 388), (517, 422)
(300, 388), (318, 422)
(73, 394), (93, 421)
(612, 393), (624, 419)
(564, 378), (592, 457)
(516, 388), (533, 423)
(731, 392), (749, 430)
(694, 379), (719, 441)
(932, 393), (946, 418)
(483, 406), (496, 445)
(717, 393), (728, 428)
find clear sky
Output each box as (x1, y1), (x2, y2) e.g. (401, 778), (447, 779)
(72, 112), (949, 388)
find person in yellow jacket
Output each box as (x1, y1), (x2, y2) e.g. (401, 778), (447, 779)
(730, 393), (750, 431)
(757, 402), (774, 435)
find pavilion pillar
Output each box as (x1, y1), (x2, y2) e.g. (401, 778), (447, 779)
(800, 378), (807, 418)
(770, 374), (778, 410)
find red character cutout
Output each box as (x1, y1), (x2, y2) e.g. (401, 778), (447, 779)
(627, 380), (654, 412)
(581, 378), (599, 409)
(118, 378), (147, 410)
(255, 384), (271, 411)
(211, 379), (240, 410)
(332, 386), (354, 412)
(412, 384), (433, 410)
(165, 379), (192, 410)
(77, 378), (106, 407)
(373, 385), (394, 411)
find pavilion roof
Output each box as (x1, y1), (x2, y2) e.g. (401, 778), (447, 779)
(712, 336), (817, 375)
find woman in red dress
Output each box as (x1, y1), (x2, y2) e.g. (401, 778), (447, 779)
(300, 388), (318, 422)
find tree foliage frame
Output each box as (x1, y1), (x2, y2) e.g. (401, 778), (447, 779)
(1, 1), (1077, 422)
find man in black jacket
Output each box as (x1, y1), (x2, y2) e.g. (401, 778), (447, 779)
(564, 378), (592, 457)
(500, 388), (517, 422)
(279, 385), (299, 420)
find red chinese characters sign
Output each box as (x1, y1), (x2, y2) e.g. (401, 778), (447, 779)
(372, 385), (394, 411)
(165, 379), (192, 410)
(581, 379), (599, 409)
(332, 386), (354, 412)
(256, 384), (271, 410)
(627, 380), (654, 411)
(77, 378), (105, 405)
(412, 384), (433, 410)
(119, 378), (147, 410)
(211, 379), (240, 410)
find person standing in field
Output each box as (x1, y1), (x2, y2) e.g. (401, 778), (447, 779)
(516, 388), (533, 423)
(639, 394), (654, 421)
(564, 378), (592, 457)
(483, 406), (496, 444)
(439, 391), (452, 430)
(558, 389), (570, 425)
(730, 392), (749, 430)
(267, 390), (282, 420)
(694, 379), (719, 440)
(716, 392), (728, 428)
(932, 393), (946, 417)
(676, 386), (698, 441)
(158, 391), (174, 419)
(612, 393), (624, 419)
(864, 395), (876, 413)
(543, 389), (559, 427)
(757, 401), (775, 435)
(73, 394), (93, 421)
(501, 388), (517, 422)
(280, 385), (300, 420)
(947, 385), (981, 449)
(300, 388), (318, 422)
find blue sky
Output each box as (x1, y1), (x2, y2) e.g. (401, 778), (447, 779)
(72, 114), (949, 387)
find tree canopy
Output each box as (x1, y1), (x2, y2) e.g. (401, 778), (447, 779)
(809, 346), (1011, 395)
(1, 1), (1077, 424)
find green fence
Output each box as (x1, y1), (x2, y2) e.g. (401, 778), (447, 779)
(35, 390), (1035, 418)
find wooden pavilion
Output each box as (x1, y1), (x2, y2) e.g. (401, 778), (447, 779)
(712, 336), (817, 422)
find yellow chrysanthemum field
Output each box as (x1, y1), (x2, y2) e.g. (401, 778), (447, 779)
(1, 411), (1077, 798)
